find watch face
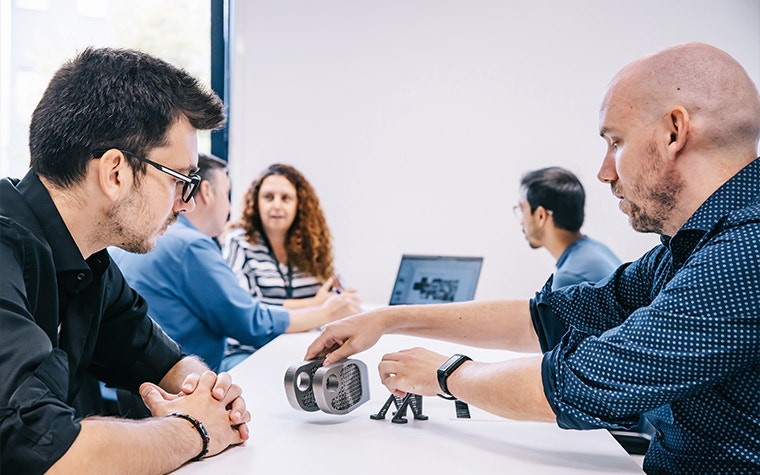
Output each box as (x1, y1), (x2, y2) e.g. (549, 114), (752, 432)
(438, 354), (471, 398)
(441, 354), (469, 372)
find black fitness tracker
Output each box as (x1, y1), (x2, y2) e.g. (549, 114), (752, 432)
(437, 353), (472, 399)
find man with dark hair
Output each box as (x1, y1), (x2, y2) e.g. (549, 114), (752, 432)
(307, 43), (760, 474)
(1, 48), (249, 474)
(112, 153), (360, 373)
(517, 167), (652, 453)
(516, 166), (620, 292)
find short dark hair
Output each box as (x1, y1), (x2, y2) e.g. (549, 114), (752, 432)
(197, 152), (228, 183)
(29, 47), (226, 187)
(520, 167), (585, 232)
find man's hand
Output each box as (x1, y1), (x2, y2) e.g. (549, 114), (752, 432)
(378, 348), (449, 398)
(174, 370), (249, 439)
(140, 371), (251, 455)
(304, 312), (384, 365)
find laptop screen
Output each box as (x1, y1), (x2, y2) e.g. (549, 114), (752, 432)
(389, 255), (483, 305)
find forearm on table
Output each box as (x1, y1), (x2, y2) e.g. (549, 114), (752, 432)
(381, 300), (541, 352)
(446, 355), (555, 422)
(285, 307), (326, 333)
(47, 416), (203, 475)
(282, 296), (318, 310)
(159, 355), (210, 393)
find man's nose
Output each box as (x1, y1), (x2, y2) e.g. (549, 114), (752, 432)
(597, 154), (617, 184)
(176, 194), (196, 213)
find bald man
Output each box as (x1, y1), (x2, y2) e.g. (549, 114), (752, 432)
(305, 43), (760, 474)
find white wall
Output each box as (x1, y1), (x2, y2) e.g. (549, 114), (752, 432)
(227, 0), (760, 303)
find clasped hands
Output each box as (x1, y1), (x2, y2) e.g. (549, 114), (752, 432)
(139, 371), (250, 457)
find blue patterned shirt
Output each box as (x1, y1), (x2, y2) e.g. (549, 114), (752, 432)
(531, 158), (760, 474)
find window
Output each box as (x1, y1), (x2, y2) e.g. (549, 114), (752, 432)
(0, 0), (213, 179)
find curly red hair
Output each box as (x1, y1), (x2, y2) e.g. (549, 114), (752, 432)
(234, 164), (334, 280)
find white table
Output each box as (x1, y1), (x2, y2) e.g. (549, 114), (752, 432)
(174, 332), (643, 474)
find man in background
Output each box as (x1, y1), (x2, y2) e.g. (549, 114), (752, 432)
(513, 167), (621, 347)
(516, 166), (652, 453)
(515, 167), (620, 291)
(112, 153), (361, 373)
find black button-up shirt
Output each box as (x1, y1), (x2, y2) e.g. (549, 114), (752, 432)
(1, 171), (183, 474)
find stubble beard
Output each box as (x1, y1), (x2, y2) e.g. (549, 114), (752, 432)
(106, 197), (179, 254)
(620, 142), (684, 235)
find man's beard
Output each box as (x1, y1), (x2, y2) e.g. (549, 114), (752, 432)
(105, 198), (179, 254)
(617, 142), (683, 235)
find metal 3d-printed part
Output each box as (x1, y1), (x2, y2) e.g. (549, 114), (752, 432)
(284, 359), (323, 412)
(284, 359), (370, 415)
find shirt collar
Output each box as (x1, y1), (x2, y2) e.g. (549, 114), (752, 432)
(556, 236), (588, 268)
(17, 171), (86, 271)
(679, 157), (760, 234)
(17, 171), (109, 291)
(664, 157), (760, 263)
(175, 213), (196, 230)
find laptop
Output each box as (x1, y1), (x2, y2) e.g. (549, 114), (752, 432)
(389, 254), (483, 305)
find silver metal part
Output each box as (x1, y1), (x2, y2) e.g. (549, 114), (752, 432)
(284, 359), (323, 412)
(284, 359), (370, 415)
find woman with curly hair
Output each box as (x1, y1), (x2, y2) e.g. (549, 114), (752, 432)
(224, 163), (357, 309)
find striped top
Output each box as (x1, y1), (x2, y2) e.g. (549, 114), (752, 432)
(223, 227), (323, 305)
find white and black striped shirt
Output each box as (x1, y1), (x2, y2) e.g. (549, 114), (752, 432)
(223, 227), (322, 305)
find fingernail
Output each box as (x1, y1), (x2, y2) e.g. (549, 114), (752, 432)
(233, 411), (242, 422)
(215, 388), (224, 397)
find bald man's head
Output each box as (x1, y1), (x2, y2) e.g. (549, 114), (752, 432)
(603, 42), (760, 157)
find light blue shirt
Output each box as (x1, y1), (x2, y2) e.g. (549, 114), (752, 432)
(111, 215), (289, 371)
(552, 236), (621, 290)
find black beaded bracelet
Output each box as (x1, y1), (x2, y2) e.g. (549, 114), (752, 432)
(167, 412), (210, 461)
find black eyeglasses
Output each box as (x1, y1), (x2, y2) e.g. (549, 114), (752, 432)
(512, 202), (553, 220)
(92, 148), (201, 203)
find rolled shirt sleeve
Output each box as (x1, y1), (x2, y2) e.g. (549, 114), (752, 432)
(533, 218), (760, 455)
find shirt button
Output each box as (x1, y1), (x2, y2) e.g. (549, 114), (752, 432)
(76, 273), (86, 281)
(655, 430), (664, 440)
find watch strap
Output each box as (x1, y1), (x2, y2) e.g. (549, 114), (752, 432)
(437, 353), (472, 399)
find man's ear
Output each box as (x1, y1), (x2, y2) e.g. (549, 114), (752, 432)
(97, 149), (132, 202)
(196, 179), (212, 205)
(535, 205), (551, 225)
(666, 106), (690, 160)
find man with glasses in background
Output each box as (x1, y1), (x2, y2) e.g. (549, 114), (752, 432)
(1, 47), (250, 474)
(515, 167), (621, 290)
(514, 167), (653, 454)
(111, 153), (360, 376)
(513, 167), (621, 338)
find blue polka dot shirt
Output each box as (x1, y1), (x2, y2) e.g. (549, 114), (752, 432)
(531, 158), (760, 474)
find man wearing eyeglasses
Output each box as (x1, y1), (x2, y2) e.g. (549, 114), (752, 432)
(0, 48), (250, 474)
(514, 167), (620, 336)
(515, 167), (655, 454)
